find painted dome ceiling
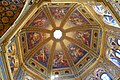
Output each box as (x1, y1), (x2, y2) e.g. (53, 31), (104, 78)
(16, 2), (102, 80)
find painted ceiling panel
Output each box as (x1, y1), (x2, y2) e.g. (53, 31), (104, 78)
(29, 11), (53, 30)
(49, 6), (70, 27)
(66, 30), (92, 47)
(63, 39), (87, 64)
(1, 0), (120, 80)
(32, 40), (53, 67)
(17, 2), (102, 80)
(53, 43), (69, 68)
(63, 9), (89, 29)
(26, 32), (50, 50)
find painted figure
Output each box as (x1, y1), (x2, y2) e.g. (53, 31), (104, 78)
(70, 47), (84, 58)
(34, 47), (49, 67)
(54, 8), (66, 20)
(75, 30), (90, 46)
(69, 11), (86, 25)
(28, 32), (43, 49)
(53, 51), (68, 68)
(33, 18), (47, 27)
(32, 12), (47, 27)
(68, 44), (86, 64)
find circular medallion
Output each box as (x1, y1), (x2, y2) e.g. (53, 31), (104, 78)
(6, 10), (14, 17)
(2, 1), (9, 6)
(0, 6), (5, 13)
(10, 5), (17, 11)
(2, 17), (9, 24)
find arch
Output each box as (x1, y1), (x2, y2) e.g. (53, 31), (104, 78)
(100, 73), (112, 80)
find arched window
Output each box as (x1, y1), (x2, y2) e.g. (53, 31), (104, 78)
(101, 73), (112, 80)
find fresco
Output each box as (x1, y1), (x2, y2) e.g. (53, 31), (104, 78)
(106, 36), (120, 68)
(29, 11), (50, 28)
(63, 9), (89, 29)
(26, 32), (47, 50)
(53, 50), (69, 68)
(0, 55), (7, 80)
(67, 43), (87, 64)
(67, 30), (91, 47)
(50, 7), (69, 20)
(69, 10), (89, 26)
(33, 46), (50, 67)
(49, 6), (69, 27)
(50, 7), (68, 20)
(74, 30), (91, 46)
(7, 41), (19, 75)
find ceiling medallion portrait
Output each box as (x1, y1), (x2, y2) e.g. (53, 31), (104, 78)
(20, 2), (102, 80)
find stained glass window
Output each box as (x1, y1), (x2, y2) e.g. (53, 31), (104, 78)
(93, 4), (120, 28)
(93, 4), (105, 15)
(101, 73), (112, 80)
(107, 36), (120, 68)
(87, 68), (112, 80)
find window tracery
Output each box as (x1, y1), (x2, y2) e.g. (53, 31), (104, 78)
(106, 36), (120, 68)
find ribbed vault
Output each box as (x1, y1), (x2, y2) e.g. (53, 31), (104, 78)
(19, 2), (102, 80)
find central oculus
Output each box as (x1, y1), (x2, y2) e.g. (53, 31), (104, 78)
(53, 30), (62, 39)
